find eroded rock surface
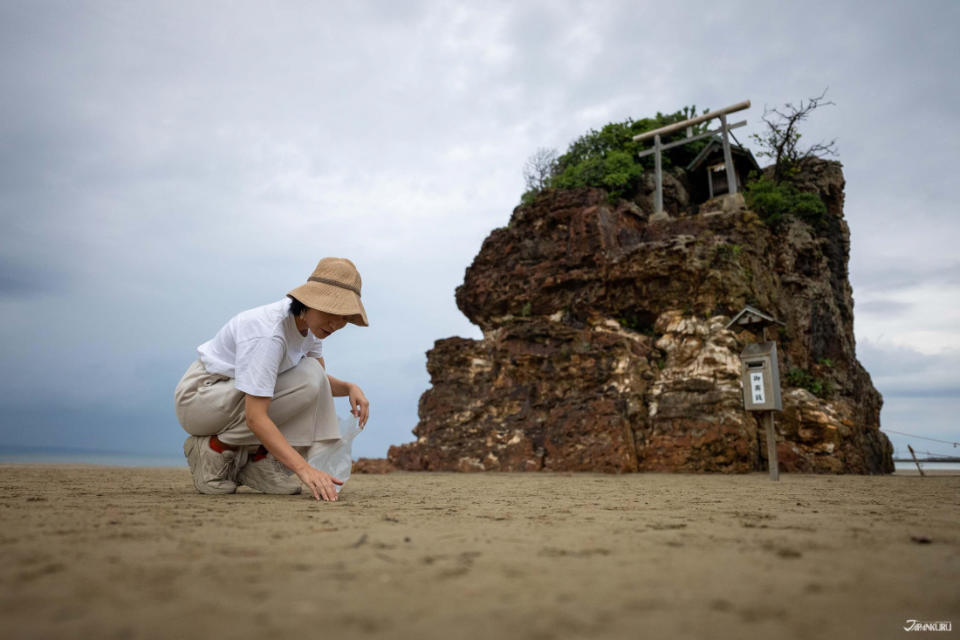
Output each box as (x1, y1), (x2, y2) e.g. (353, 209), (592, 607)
(388, 160), (893, 473)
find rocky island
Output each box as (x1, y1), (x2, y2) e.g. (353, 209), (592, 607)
(387, 136), (893, 474)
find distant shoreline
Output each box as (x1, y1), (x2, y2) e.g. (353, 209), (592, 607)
(0, 453), (957, 475)
(0, 451), (184, 467)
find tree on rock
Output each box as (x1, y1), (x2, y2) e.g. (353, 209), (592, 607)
(521, 147), (559, 204)
(744, 90), (839, 227)
(751, 88), (838, 185)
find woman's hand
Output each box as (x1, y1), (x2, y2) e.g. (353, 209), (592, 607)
(348, 384), (370, 428)
(295, 465), (344, 502)
(322, 364), (370, 428)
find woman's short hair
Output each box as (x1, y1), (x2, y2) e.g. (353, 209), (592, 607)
(288, 295), (307, 317)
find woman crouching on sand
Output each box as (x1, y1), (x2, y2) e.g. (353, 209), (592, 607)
(174, 257), (370, 502)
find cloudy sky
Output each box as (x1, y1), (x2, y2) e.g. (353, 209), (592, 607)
(1, 0), (957, 463)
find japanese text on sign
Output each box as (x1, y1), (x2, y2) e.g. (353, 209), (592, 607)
(750, 371), (765, 404)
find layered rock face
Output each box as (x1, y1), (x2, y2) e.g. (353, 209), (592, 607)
(388, 160), (894, 473)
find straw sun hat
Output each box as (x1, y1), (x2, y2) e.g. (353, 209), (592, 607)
(287, 258), (368, 327)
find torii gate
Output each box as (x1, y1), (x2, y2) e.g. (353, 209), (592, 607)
(633, 100), (751, 214)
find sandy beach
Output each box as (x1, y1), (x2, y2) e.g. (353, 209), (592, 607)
(1, 465), (956, 640)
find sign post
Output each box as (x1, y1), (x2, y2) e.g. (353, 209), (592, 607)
(739, 341), (784, 481)
(766, 412), (779, 482)
(728, 306), (786, 480)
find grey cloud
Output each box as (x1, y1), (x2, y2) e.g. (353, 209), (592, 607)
(884, 387), (960, 399)
(881, 395), (960, 457)
(859, 339), (943, 375)
(0, 257), (68, 297)
(856, 300), (913, 316)
(853, 263), (960, 293)
(858, 339), (960, 398)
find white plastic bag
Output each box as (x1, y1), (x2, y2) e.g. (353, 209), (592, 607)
(306, 414), (363, 493)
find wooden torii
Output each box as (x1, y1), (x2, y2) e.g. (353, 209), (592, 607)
(633, 100), (751, 214)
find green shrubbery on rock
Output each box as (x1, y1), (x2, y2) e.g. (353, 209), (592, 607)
(786, 367), (833, 398)
(743, 175), (827, 228)
(522, 94), (837, 230)
(522, 106), (711, 203)
(552, 149), (644, 199)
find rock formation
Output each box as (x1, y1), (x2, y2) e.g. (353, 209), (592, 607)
(388, 160), (894, 473)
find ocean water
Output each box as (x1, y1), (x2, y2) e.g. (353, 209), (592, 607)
(0, 449), (184, 467)
(893, 461), (960, 472)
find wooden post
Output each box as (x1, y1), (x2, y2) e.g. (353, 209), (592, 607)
(907, 444), (926, 477)
(720, 113), (737, 196)
(766, 411), (779, 481)
(654, 133), (663, 213)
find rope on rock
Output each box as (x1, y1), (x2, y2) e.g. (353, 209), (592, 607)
(883, 428), (959, 448)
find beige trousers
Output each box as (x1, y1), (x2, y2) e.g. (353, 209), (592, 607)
(174, 358), (340, 447)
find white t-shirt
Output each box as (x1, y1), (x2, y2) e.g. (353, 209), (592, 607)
(197, 299), (323, 397)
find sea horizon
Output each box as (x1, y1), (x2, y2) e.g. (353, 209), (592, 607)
(0, 445), (184, 467)
(1, 445), (957, 472)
